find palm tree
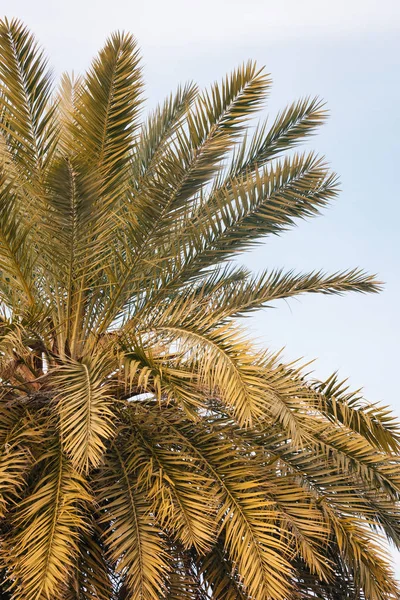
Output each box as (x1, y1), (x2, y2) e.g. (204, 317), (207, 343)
(0, 17), (399, 600)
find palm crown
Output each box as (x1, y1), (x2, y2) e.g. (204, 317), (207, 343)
(0, 17), (399, 600)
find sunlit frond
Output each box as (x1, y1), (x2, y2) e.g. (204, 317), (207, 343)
(73, 31), (143, 204)
(53, 354), (114, 473)
(0, 18), (57, 180)
(0, 20), (397, 600)
(3, 442), (90, 600)
(95, 439), (169, 600)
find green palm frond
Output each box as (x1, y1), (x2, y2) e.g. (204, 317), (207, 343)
(182, 151), (338, 271)
(92, 63), (271, 333)
(138, 266), (380, 331)
(230, 96), (329, 176)
(56, 72), (82, 153)
(132, 82), (198, 184)
(0, 181), (37, 309)
(131, 152), (339, 299)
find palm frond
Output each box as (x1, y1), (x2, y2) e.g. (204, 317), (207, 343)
(0, 18), (57, 180)
(138, 322), (270, 426)
(127, 404), (294, 600)
(94, 63), (270, 334)
(126, 412), (220, 552)
(331, 517), (399, 600)
(197, 538), (250, 600)
(0, 179), (37, 309)
(73, 31), (143, 204)
(56, 71), (83, 153)
(140, 267), (380, 330)
(53, 358), (113, 472)
(53, 354), (114, 473)
(132, 82), (198, 184)
(0, 405), (43, 518)
(0, 22), (397, 600)
(230, 96), (329, 177)
(185, 152), (338, 272)
(3, 442), (90, 600)
(95, 440), (168, 600)
(64, 520), (114, 600)
(314, 373), (400, 453)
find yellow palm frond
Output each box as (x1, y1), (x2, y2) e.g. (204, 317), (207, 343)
(0, 20), (398, 600)
(0, 18), (58, 181)
(53, 354), (114, 473)
(3, 442), (91, 599)
(95, 441), (169, 600)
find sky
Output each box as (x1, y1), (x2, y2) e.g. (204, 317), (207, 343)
(3, 0), (400, 572)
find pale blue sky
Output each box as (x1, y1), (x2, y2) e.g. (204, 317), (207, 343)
(3, 0), (400, 572)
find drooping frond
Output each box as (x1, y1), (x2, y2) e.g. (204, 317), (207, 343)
(0, 399), (43, 518)
(64, 521), (114, 600)
(125, 411), (220, 551)
(125, 404), (294, 599)
(95, 439), (169, 600)
(3, 442), (90, 600)
(313, 373), (400, 453)
(197, 538), (250, 600)
(53, 354), (114, 473)
(127, 319), (273, 425)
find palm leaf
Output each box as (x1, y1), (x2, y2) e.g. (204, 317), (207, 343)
(73, 31), (143, 204)
(95, 440), (168, 600)
(64, 520), (113, 600)
(3, 442), (90, 600)
(313, 373), (400, 453)
(0, 18), (57, 181)
(0, 22), (397, 600)
(126, 412), (219, 551)
(94, 62), (271, 334)
(230, 96), (329, 177)
(0, 178), (37, 309)
(127, 404), (294, 599)
(197, 538), (249, 600)
(53, 354), (114, 473)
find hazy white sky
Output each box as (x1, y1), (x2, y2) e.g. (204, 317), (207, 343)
(3, 0), (400, 572)
(2, 0), (400, 55)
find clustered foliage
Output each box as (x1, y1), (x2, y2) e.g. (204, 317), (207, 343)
(0, 17), (399, 600)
